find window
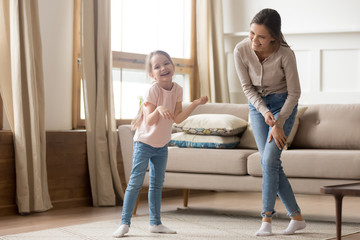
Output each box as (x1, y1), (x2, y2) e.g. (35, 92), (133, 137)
(72, 0), (196, 128)
(111, 0), (195, 124)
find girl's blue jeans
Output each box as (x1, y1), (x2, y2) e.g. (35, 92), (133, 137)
(249, 92), (301, 218)
(121, 141), (168, 226)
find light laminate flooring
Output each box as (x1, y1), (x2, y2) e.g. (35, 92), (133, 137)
(0, 191), (359, 238)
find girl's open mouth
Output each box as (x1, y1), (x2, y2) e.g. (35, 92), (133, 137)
(160, 72), (170, 76)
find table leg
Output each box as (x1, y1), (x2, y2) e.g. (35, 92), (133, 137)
(183, 189), (189, 207)
(334, 194), (344, 240)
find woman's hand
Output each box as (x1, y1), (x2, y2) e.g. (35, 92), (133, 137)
(269, 125), (287, 150)
(264, 111), (276, 127)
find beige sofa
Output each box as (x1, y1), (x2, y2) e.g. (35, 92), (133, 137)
(118, 103), (360, 207)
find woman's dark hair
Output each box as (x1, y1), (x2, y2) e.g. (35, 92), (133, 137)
(251, 8), (289, 47)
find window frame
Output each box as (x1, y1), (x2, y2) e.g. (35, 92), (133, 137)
(0, 96), (3, 129)
(72, 0), (196, 129)
(72, 0), (84, 129)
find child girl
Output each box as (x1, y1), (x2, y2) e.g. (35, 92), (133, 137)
(113, 50), (208, 238)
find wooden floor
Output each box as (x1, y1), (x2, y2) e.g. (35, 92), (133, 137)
(0, 191), (359, 238)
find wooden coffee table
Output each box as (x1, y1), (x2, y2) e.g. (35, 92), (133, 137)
(320, 182), (360, 240)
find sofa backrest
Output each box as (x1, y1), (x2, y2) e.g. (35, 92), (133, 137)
(182, 102), (249, 120)
(291, 104), (360, 149)
(183, 102), (360, 150)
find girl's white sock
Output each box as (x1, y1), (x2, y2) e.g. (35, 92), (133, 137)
(282, 220), (306, 235)
(112, 224), (129, 238)
(255, 222), (272, 236)
(149, 224), (176, 234)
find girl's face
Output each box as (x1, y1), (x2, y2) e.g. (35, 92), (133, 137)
(249, 23), (275, 53)
(149, 54), (174, 85)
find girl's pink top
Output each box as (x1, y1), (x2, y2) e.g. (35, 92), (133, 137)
(134, 82), (183, 148)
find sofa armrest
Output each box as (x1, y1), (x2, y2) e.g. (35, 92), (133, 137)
(118, 124), (134, 183)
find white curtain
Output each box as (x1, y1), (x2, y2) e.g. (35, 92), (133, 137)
(196, 0), (230, 103)
(81, 0), (124, 206)
(0, 0), (52, 213)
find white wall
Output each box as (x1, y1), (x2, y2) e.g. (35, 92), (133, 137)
(39, 0), (73, 130)
(223, 0), (360, 34)
(3, 0), (73, 130)
(223, 0), (360, 104)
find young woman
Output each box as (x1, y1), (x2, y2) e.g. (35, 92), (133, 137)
(113, 50), (208, 238)
(234, 9), (306, 236)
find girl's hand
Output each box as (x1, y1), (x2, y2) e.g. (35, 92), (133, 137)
(157, 106), (174, 120)
(193, 96), (208, 106)
(268, 125), (287, 150)
(264, 111), (276, 127)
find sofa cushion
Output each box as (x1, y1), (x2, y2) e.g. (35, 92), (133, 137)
(173, 114), (247, 136)
(167, 147), (257, 175)
(238, 120), (257, 149)
(284, 106), (308, 149)
(169, 132), (240, 149)
(247, 150), (360, 179)
(291, 104), (360, 149)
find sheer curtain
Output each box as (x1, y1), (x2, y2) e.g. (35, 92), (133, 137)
(196, 0), (230, 103)
(81, 0), (124, 206)
(0, 0), (52, 213)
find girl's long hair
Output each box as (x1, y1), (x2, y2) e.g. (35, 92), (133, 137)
(130, 50), (174, 131)
(131, 104), (144, 131)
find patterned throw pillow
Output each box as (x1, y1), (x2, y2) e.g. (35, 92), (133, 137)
(169, 132), (241, 149)
(173, 114), (248, 136)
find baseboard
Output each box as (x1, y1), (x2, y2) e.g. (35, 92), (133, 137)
(51, 197), (92, 209)
(0, 204), (18, 217)
(0, 198), (93, 217)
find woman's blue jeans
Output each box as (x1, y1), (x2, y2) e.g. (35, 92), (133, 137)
(121, 141), (168, 226)
(249, 92), (301, 218)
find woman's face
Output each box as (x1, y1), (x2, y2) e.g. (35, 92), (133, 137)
(249, 23), (275, 53)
